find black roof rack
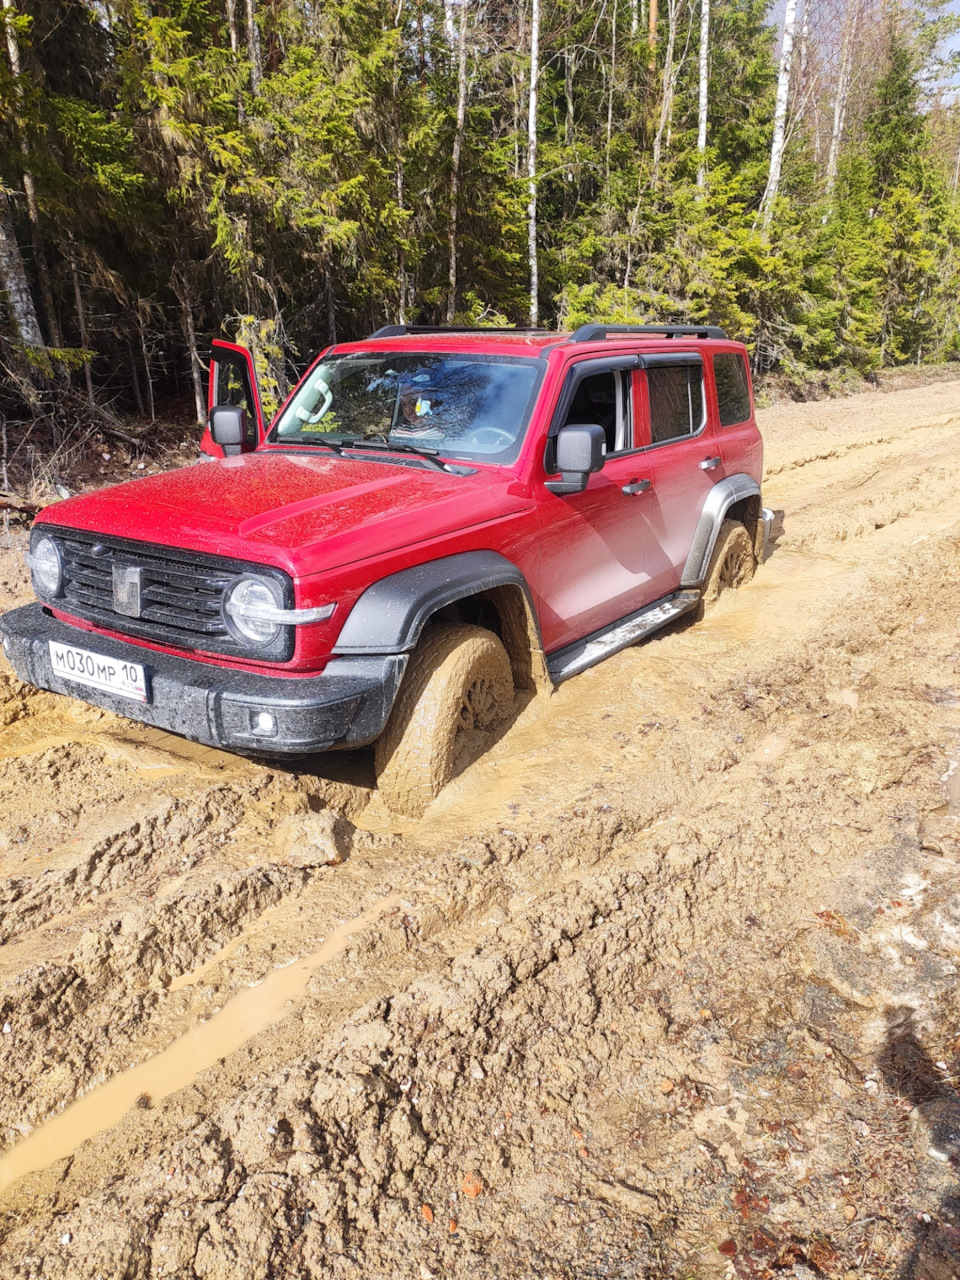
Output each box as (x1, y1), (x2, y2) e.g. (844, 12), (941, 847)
(569, 323), (727, 342)
(367, 324), (554, 339)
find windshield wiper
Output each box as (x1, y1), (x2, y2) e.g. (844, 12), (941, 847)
(339, 437), (448, 472)
(276, 435), (345, 456)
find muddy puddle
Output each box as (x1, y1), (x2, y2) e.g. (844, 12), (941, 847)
(1, 382), (960, 1277)
(0, 895), (397, 1193)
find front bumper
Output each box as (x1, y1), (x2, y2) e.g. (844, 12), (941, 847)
(0, 604), (406, 755)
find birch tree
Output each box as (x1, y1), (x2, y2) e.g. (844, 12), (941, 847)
(0, 182), (42, 348)
(527, 0), (540, 326)
(826, 1), (858, 197)
(759, 0), (798, 231)
(696, 0), (710, 189)
(2, 0), (60, 346)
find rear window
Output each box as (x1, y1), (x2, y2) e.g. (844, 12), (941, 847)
(648, 365), (704, 444)
(713, 353), (751, 427)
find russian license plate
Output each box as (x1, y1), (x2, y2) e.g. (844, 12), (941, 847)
(48, 640), (148, 702)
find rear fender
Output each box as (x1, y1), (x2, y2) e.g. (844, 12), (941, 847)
(681, 474), (763, 588)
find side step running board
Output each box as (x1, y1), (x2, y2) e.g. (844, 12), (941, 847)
(547, 590), (701, 685)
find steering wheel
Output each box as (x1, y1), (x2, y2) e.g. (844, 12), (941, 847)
(295, 377), (334, 425)
(464, 426), (514, 451)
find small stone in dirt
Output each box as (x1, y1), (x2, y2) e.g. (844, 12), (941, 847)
(461, 1172), (483, 1198)
(2, 1023), (10, 1034)
(718, 1240), (737, 1257)
(60, 1233), (72, 1246)
(909, 1097), (960, 1162)
(135, 1092), (151, 1109)
(420, 1204), (434, 1224)
(658, 1079), (675, 1094)
(419, 1265), (435, 1280)
(844, 1204), (857, 1222)
(449, 1219), (457, 1233)
(275, 810), (352, 868)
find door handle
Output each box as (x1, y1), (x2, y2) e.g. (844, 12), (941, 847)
(622, 479), (651, 496)
(699, 456), (722, 471)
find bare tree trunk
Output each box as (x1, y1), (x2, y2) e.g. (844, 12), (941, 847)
(68, 246), (94, 405)
(527, 0), (540, 326)
(446, 0), (469, 324)
(630, 0), (638, 36)
(0, 182), (42, 348)
(137, 311), (155, 423)
(245, 0), (262, 93)
(444, 0), (455, 45)
(759, 0), (797, 231)
(651, 0), (679, 185)
(825, 0), (855, 198)
(696, 0), (709, 189)
(172, 267), (205, 425)
(564, 45), (576, 219)
(225, 0), (240, 53)
(397, 158), (407, 324)
(126, 338), (146, 417)
(2, 0), (60, 347)
(225, 0), (247, 123)
(605, 0), (618, 193)
(325, 261), (337, 344)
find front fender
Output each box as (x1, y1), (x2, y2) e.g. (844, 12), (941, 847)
(331, 550), (540, 656)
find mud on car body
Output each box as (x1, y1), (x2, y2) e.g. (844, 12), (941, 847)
(1, 323), (773, 816)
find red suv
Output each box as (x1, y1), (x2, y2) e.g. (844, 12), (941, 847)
(1, 324), (771, 815)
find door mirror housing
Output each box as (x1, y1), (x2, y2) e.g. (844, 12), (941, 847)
(545, 423), (606, 496)
(209, 405), (247, 456)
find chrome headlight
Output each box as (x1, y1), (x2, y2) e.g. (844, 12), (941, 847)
(223, 574), (337, 648)
(26, 535), (63, 598)
(223, 575), (285, 646)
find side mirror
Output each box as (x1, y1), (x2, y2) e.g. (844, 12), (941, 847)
(209, 405), (246, 457)
(545, 423), (606, 496)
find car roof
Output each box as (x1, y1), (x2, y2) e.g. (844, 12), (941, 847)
(330, 329), (743, 360)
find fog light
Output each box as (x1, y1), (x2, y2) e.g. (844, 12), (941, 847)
(255, 711), (276, 735)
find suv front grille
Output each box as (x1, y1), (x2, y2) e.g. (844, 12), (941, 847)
(42, 528), (295, 662)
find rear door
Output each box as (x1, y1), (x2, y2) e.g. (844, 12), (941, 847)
(200, 341), (265, 458)
(641, 355), (723, 589)
(710, 348), (762, 479)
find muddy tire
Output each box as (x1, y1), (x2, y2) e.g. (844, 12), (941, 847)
(694, 518), (757, 620)
(375, 623), (514, 817)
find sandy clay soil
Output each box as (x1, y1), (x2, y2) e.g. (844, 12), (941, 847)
(0, 383), (959, 1278)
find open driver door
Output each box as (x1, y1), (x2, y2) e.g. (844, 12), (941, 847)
(200, 340), (266, 459)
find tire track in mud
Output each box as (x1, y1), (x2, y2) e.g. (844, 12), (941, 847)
(1, 385), (960, 1275)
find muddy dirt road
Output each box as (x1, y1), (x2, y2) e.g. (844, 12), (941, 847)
(0, 381), (959, 1279)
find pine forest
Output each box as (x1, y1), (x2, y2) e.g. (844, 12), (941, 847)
(1, 0), (959, 440)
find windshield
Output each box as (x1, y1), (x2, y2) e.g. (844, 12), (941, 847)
(270, 352), (544, 464)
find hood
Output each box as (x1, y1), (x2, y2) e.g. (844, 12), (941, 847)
(38, 451), (506, 577)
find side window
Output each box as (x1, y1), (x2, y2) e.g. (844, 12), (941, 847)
(647, 365), (704, 444)
(713, 353), (751, 427)
(561, 370), (631, 455)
